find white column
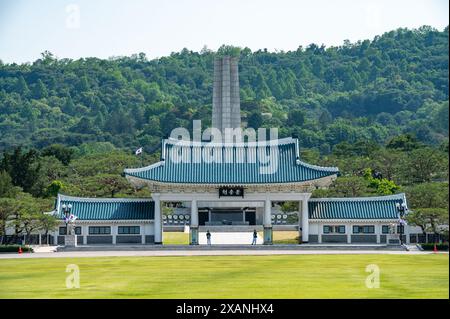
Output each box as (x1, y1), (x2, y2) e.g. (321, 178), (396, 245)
(376, 224), (381, 244)
(264, 199), (271, 227)
(54, 232), (58, 246)
(190, 199), (198, 245)
(112, 225), (117, 244)
(318, 223), (322, 244)
(153, 194), (162, 244)
(301, 199), (309, 243)
(263, 199), (273, 245)
(347, 224), (351, 244)
(405, 224), (410, 244)
(83, 225), (87, 245)
(191, 200), (198, 227)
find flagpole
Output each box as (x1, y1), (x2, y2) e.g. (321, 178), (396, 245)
(135, 147), (144, 167)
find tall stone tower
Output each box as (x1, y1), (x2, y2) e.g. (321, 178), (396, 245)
(211, 56), (241, 138)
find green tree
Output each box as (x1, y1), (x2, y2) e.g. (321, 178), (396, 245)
(46, 180), (65, 197)
(0, 198), (17, 244)
(404, 182), (448, 209)
(0, 171), (20, 198)
(16, 76), (30, 96)
(370, 149), (404, 182)
(7, 192), (37, 240)
(406, 208), (448, 242)
(403, 147), (446, 183)
(38, 213), (59, 242)
(84, 174), (131, 198)
(217, 45), (241, 57)
(0, 147), (41, 194)
(41, 144), (74, 165)
(318, 176), (371, 197)
(280, 202), (299, 213)
(318, 110), (332, 128)
(363, 168), (400, 195)
(247, 112), (263, 129)
(33, 79), (48, 99)
(386, 134), (422, 151)
(287, 109), (305, 127)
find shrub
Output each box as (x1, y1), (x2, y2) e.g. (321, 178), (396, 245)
(0, 245), (34, 253)
(420, 243), (449, 251)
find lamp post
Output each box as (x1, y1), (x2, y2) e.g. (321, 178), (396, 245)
(62, 204), (73, 234)
(395, 201), (407, 245)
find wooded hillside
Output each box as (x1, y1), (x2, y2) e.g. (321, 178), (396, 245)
(0, 26), (448, 154)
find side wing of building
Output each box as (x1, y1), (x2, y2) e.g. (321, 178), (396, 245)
(52, 194), (155, 245)
(307, 193), (420, 244)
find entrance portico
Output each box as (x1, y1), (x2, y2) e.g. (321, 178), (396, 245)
(151, 192), (311, 245)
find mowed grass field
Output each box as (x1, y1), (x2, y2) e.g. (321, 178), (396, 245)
(0, 254), (448, 298)
(163, 232), (189, 244)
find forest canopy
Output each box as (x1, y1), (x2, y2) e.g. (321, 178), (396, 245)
(0, 25), (448, 154)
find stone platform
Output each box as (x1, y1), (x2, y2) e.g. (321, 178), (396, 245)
(57, 243), (405, 252)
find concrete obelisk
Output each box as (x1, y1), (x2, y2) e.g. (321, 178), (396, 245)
(212, 56), (241, 139)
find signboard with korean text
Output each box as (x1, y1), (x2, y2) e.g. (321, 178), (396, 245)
(219, 186), (244, 198)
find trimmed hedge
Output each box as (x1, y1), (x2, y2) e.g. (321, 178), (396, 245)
(420, 243), (449, 251)
(0, 245), (34, 253)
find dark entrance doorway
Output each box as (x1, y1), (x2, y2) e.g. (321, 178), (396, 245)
(199, 210), (209, 226)
(245, 211), (256, 225)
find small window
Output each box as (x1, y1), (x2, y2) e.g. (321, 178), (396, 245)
(363, 226), (375, 234)
(59, 227), (67, 235)
(89, 226), (111, 235)
(382, 225), (389, 234)
(118, 226), (140, 234)
(353, 225), (375, 234)
(324, 225), (345, 234)
(397, 225), (404, 233)
(60, 226), (81, 235)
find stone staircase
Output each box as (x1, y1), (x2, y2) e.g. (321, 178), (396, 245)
(199, 225), (263, 232)
(404, 244), (423, 251)
(30, 245), (58, 253)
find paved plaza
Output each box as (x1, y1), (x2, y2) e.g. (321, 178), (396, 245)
(198, 231), (263, 245)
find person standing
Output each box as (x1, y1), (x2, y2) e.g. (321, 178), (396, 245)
(252, 229), (258, 245)
(206, 230), (211, 245)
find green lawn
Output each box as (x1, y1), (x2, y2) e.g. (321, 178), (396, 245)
(259, 231), (300, 244)
(0, 254), (447, 298)
(163, 232), (189, 245)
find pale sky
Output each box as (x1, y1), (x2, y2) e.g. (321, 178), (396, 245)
(0, 0), (448, 63)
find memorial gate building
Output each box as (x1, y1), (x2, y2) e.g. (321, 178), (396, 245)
(50, 56), (417, 246)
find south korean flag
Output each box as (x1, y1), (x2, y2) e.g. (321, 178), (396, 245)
(135, 147), (143, 156)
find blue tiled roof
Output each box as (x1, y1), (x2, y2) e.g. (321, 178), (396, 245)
(124, 138), (339, 184)
(56, 194), (154, 220)
(308, 193), (407, 220)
